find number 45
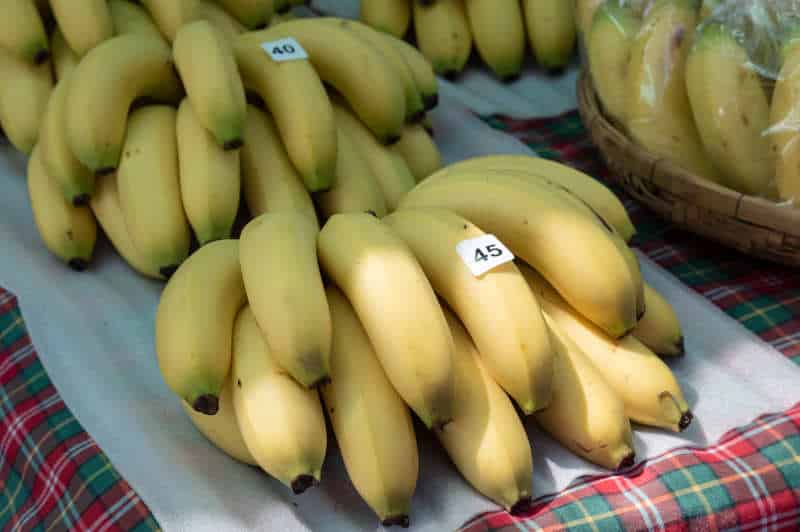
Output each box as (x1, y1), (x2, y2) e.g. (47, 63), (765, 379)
(474, 244), (503, 262)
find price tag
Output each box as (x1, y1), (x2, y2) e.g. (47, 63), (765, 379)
(456, 235), (514, 277)
(261, 37), (308, 62)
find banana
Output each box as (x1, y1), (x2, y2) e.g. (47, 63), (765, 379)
(39, 73), (95, 206)
(274, 0), (290, 13)
(384, 208), (554, 414)
(215, 0), (274, 29)
(182, 376), (257, 466)
(197, 0), (247, 41)
(109, 0), (167, 44)
(588, 3), (641, 127)
(768, 29), (800, 203)
(314, 124), (389, 220)
(140, 0), (201, 42)
(522, 0), (576, 71)
(65, 33), (182, 175)
(360, 0), (411, 38)
(50, 28), (79, 81)
(0, 0), (49, 64)
(231, 306), (327, 494)
(249, 20), (406, 143)
(173, 20), (247, 150)
(464, 0), (526, 80)
(49, 0), (114, 57)
(321, 286), (418, 527)
(412, 0), (473, 78)
(0, 49), (52, 155)
(625, 0), (721, 182)
(155, 239), (246, 414)
(116, 105), (191, 277)
(89, 172), (163, 280)
(267, 10), (298, 26)
(27, 144), (97, 271)
(234, 32), (336, 191)
(176, 98), (241, 245)
(398, 178), (639, 338)
(686, 23), (774, 197)
(535, 312), (636, 470)
(332, 101), (415, 212)
(437, 304), (533, 512)
(389, 37), (439, 111)
(390, 123), (442, 183)
(633, 282), (685, 357)
(522, 265), (692, 432)
(317, 212), (456, 429)
(239, 104), (318, 223)
(239, 212), (331, 388)
(575, 0), (605, 39)
(429, 155), (636, 241)
(324, 18), (425, 123)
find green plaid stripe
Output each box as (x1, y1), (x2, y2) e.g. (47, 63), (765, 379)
(0, 289), (161, 531)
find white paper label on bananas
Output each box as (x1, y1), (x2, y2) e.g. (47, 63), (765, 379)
(456, 235), (515, 277)
(261, 38), (308, 62)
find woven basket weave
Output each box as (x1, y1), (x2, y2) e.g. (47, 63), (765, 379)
(577, 71), (800, 267)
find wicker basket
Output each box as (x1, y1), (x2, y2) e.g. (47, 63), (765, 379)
(576, 70), (800, 267)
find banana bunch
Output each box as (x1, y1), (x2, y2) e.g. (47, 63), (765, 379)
(584, 0), (800, 204)
(359, 0), (578, 80)
(150, 149), (691, 526)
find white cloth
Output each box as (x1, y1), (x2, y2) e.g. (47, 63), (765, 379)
(1, 25), (799, 532)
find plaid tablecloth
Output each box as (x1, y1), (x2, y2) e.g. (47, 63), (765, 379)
(1, 110), (798, 531)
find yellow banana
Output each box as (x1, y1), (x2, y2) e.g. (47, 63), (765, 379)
(176, 98), (241, 246)
(332, 100), (415, 212)
(686, 22), (774, 197)
(768, 30), (800, 203)
(0, 0), (49, 65)
(0, 49), (52, 155)
(535, 312), (636, 470)
(633, 282), (685, 357)
(321, 286), (418, 527)
(390, 123), (442, 182)
(384, 208), (554, 414)
(139, 0), (201, 42)
(49, 0), (114, 57)
(588, 3), (641, 127)
(65, 34), (182, 175)
(182, 376), (257, 466)
(215, 0), (274, 29)
(575, 0), (605, 40)
(412, 0), (472, 78)
(398, 178), (639, 338)
(437, 304), (533, 512)
(231, 306), (327, 494)
(239, 104), (318, 223)
(389, 37), (439, 111)
(27, 144), (96, 271)
(197, 0), (247, 42)
(239, 212), (332, 388)
(522, 265), (693, 432)
(173, 20), (247, 149)
(317, 212), (456, 429)
(464, 0), (526, 80)
(109, 0), (167, 44)
(314, 124), (389, 221)
(89, 172), (163, 280)
(39, 73), (95, 206)
(626, 0), (721, 182)
(155, 239), (246, 414)
(360, 0), (411, 38)
(50, 28), (79, 81)
(234, 32), (336, 191)
(249, 19), (407, 143)
(522, 0), (576, 71)
(116, 105), (191, 277)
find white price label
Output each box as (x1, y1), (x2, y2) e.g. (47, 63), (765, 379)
(456, 235), (514, 277)
(261, 38), (308, 62)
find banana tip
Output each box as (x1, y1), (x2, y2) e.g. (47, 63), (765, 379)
(68, 258), (89, 272)
(72, 193), (91, 207)
(675, 337), (686, 357)
(192, 394), (219, 415)
(501, 72), (521, 84)
(679, 410), (693, 432)
(383, 133), (402, 146)
(290, 474), (318, 495)
(159, 264), (180, 279)
(423, 93), (439, 111)
(223, 138), (244, 151)
(442, 70), (460, 81)
(33, 49), (50, 65)
(381, 515), (410, 528)
(432, 417), (455, 432)
(509, 496), (532, 516)
(544, 66), (567, 77)
(94, 166), (116, 178)
(617, 452), (636, 471)
(308, 375), (331, 389)
(408, 109), (426, 124)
